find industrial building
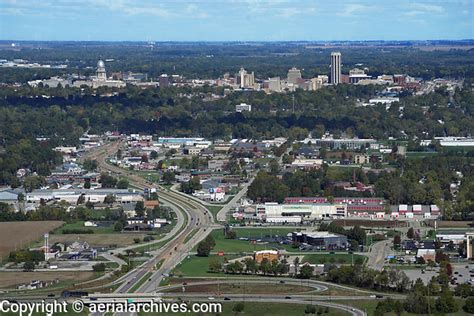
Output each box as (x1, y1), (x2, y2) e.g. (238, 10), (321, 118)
(292, 231), (347, 250)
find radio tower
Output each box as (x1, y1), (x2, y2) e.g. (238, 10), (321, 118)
(44, 233), (49, 261)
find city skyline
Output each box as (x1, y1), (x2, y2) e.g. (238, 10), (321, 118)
(0, 0), (472, 41)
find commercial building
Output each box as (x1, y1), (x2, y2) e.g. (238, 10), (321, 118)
(235, 103), (252, 112)
(284, 197), (386, 214)
(302, 135), (376, 150)
(268, 77), (281, 92)
(254, 250), (280, 263)
(292, 231), (347, 249)
(255, 202), (347, 221)
(287, 67), (302, 84)
(330, 52), (341, 85)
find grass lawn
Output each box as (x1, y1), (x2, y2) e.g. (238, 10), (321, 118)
(53, 220), (116, 234)
(348, 299), (472, 316)
(173, 254), (238, 277)
(198, 228), (298, 254)
(138, 302), (346, 316)
(303, 253), (366, 265)
(206, 205), (223, 221)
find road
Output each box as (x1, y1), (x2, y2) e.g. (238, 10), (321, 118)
(366, 240), (393, 271)
(216, 179), (253, 222)
(81, 140), (218, 295)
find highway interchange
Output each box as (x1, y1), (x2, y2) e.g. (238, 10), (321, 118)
(10, 141), (373, 316)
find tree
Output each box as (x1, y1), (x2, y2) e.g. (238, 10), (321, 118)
(92, 263), (106, 272)
(162, 171), (175, 184)
(104, 194), (116, 204)
(150, 151), (158, 160)
(305, 304), (316, 314)
(23, 261), (35, 272)
(99, 173), (117, 188)
(116, 178), (129, 189)
(435, 288), (458, 313)
(135, 201), (145, 217)
(407, 227), (415, 239)
(196, 241), (211, 257)
(23, 175), (46, 192)
(293, 256), (300, 275)
(298, 264), (314, 279)
(208, 258), (222, 272)
(83, 159), (98, 171)
(393, 235), (401, 249)
(232, 302), (244, 314)
(244, 258), (257, 274)
(259, 258), (272, 275)
(463, 297), (474, 313)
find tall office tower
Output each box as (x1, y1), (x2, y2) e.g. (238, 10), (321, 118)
(287, 67), (302, 84)
(238, 68), (255, 89)
(330, 52), (341, 85)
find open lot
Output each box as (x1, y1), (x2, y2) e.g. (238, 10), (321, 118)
(49, 233), (148, 248)
(333, 219), (408, 228)
(0, 221), (64, 259)
(165, 282), (313, 294)
(0, 271), (95, 288)
(303, 253), (366, 265)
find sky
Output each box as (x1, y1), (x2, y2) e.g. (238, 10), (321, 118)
(0, 0), (472, 41)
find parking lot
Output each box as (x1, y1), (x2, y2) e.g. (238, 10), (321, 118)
(402, 263), (474, 285)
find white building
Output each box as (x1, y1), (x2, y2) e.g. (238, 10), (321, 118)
(255, 203), (347, 221)
(235, 103), (252, 113)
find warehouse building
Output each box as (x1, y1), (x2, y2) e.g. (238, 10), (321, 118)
(292, 231), (347, 250)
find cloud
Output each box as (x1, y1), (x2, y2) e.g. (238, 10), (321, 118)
(404, 2), (445, 17)
(337, 4), (371, 17)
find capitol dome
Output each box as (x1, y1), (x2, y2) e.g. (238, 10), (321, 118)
(97, 60), (105, 68)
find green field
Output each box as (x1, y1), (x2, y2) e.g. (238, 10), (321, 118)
(53, 220), (116, 234)
(137, 302), (346, 316)
(303, 253), (366, 265)
(173, 254), (235, 277)
(206, 205), (223, 221)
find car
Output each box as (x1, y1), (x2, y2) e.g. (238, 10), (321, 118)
(47, 294), (55, 297)
(376, 295), (384, 299)
(208, 297), (215, 300)
(454, 271), (459, 274)
(285, 296), (291, 299)
(224, 297), (231, 301)
(279, 280), (285, 284)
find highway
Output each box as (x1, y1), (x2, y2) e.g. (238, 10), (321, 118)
(81, 140), (218, 295)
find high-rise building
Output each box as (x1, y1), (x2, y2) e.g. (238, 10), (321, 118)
(330, 52), (341, 85)
(309, 77), (323, 91)
(287, 67), (302, 84)
(237, 68), (255, 89)
(268, 77), (281, 92)
(159, 74), (170, 88)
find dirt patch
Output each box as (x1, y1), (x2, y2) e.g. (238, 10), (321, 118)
(333, 219), (408, 228)
(0, 221), (64, 259)
(166, 283), (312, 294)
(427, 220), (474, 228)
(0, 271), (94, 288)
